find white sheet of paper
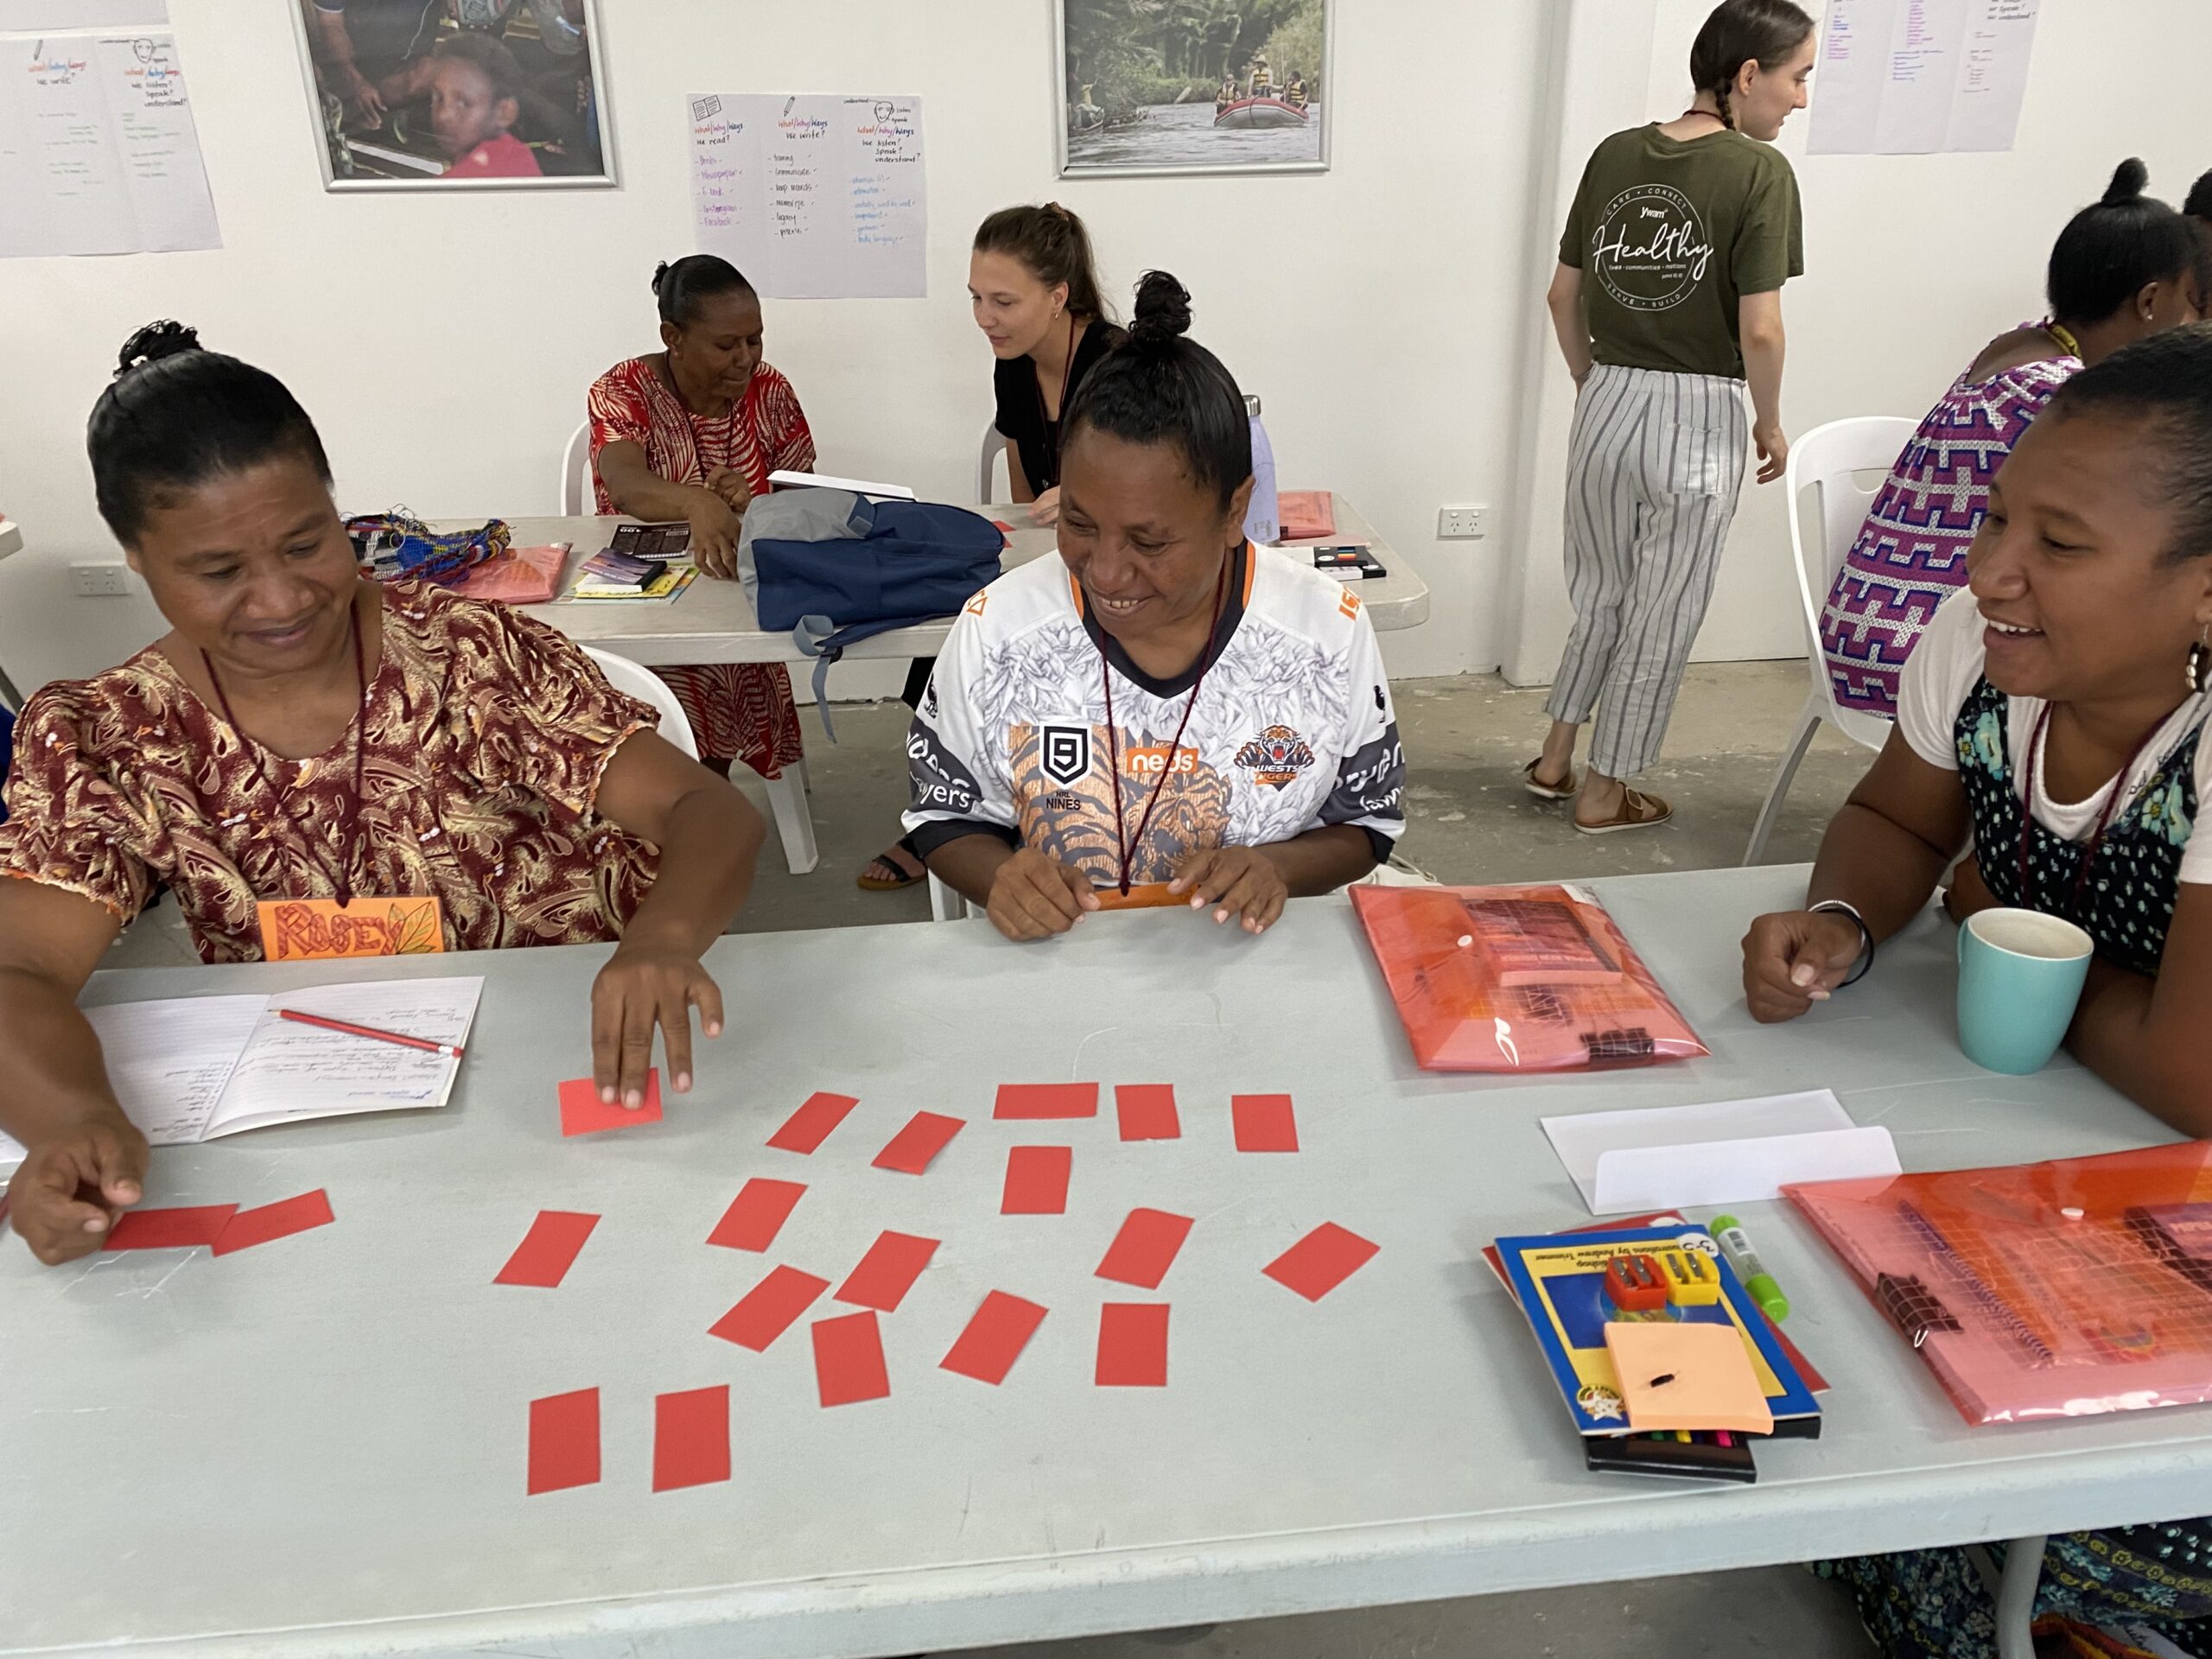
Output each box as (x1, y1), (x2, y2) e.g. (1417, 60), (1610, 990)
(213, 977), (485, 1135)
(1872, 0), (1970, 154)
(1807, 0), (1894, 155)
(1808, 0), (2037, 155)
(92, 31), (216, 250)
(688, 92), (925, 299)
(1943, 0), (2039, 152)
(1542, 1090), (1902, 1215)
(0, 2), (167, 26)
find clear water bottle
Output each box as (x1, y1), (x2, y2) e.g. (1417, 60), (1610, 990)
(1243, 392), (1280, 547)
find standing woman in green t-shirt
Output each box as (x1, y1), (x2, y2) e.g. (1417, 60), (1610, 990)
(1527, 0), (1815, 833)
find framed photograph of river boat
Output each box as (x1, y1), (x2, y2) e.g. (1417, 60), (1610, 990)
(288, 0), (615, 191)
(1057, 0), (1331, 178)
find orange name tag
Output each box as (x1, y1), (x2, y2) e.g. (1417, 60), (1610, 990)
(1091, 882), (1181, 912)
(256, 897), (447, 963)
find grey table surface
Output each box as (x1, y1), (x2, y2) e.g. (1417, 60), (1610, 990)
(4, 866), (2202, 1659)
(502, 493), (1430, 666)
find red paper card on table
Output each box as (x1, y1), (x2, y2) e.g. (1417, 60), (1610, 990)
(211, 1189), (334, 1255)
(872, 1110), (964, 1174)
(1001, 1145), (1072, 1215)
(526, 1387), (600, 1494)
(767, 1090), (859, 1154)
(1115, 1084), (1181, 1141)
(1262, 1223), (1380, 1301)
(941, 1292), (1048, 1384)
(1096, 1302), (1169, 1387)
(558, 1071), (663, 1137)
(836, 1230), (939, 1311)
(1096, 1207), (1194, 1289)
(994, 1083), (1099, 1120)
(1232, 1093), (1299, 1153)
(709, 1265), (830, 1352)
(493, 1210), (599, 1287)
(707, 1178), (807, 1252)
(812, 1309), (891, 1406)
(652, 1384), (731, 1491)
(103, 1205), (237, 1251)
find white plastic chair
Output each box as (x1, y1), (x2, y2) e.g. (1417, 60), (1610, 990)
(977, 423), (1007, 505)
(1740, 415), (1919, 866)
(928, 869), (970, 922)
(559, 422), (592, 516)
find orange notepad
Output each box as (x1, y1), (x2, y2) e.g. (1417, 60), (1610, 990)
(1605, 1320), (1774, 1433)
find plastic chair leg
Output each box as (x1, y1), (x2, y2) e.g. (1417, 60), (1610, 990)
(1741, 697), (1825, 867)
(763, 772), (819, 875)
(927, 872), (964, 923)
(1994, 1535), (2045, 1659)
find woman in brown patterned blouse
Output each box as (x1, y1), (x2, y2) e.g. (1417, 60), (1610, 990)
(0, 323), (766, 1266)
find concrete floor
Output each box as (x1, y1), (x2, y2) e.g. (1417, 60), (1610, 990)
(105, 661), (1884, 1655)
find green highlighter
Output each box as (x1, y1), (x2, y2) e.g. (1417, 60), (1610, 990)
(1708, 1214), (1790, 1321)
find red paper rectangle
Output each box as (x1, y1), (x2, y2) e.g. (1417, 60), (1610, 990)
(994, 1083), (1099, 1120)
(1001, 1145), (1072, 1215)
(835, 1230), (939, 1311)
(210, 1189), (334, 1255)
(812, 1309), (891, 1407)
(1096, 1302), (1169, 1387)
(526, 1387), (600, 1494)
(766, 1090), (860, 1154)
(652, 1384), (731, 1492)
(1115, 1084), (1181, 1141)
(709, 1264), (830, 1351)
(558, 1071), (664, 1137)
(1095, 1207), (1193, 1289)
(941, 1291), (1048, 1384)
(102, 1205), (237, 1251)
(1232, 1093), (1300, 1153)
(706, 1178), (807, 1252)
(1262, 1223), (1380, 1301)
(493, 1209), (599, 1287)
(871, 1110), (964, 1174)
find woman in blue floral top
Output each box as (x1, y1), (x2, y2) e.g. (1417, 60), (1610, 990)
(1742, 327), (2212, 1656)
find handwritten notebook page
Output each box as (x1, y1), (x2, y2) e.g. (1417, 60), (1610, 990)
(213, 978), (484, 1134)
(84, 994), (268, 1145)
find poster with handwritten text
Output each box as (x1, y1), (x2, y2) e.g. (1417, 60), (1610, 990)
(687, 93), (925, 300)
(0, 28), (219, 256)
(1809, 0), (2040, 155)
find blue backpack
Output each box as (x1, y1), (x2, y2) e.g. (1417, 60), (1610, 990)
(741, 490), (1003, 737)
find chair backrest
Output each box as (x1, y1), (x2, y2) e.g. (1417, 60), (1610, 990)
(1784, 416), (1920, 749)
(976, 423), (1006, 505)
(582, 646), (696, 760)
(559, 422), (592, 517)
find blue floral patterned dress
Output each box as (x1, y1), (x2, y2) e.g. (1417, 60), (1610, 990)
(1818, 677), (2212, 1659)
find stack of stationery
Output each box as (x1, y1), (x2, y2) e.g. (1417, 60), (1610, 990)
(568, 548), (698, 601)
(1492, 1219), (1823, 1483)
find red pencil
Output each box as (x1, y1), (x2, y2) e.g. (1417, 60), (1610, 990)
(276, 1008), (465, 1059)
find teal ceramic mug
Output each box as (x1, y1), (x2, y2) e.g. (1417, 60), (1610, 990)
(1955, 906), (2094, 1074)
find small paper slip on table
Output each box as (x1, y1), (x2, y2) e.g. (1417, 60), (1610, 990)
(8, 875), (2209, 1659)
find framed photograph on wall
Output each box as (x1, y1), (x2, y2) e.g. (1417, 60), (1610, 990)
(1057, 0), (1330, 178)
(288, 0), (614, 190)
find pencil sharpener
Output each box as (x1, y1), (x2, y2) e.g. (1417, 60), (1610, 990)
(1604, 1253), (1669, 1313)
(1663, 1249), (1722, 1306)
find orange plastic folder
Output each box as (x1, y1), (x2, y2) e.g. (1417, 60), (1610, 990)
(1350, 883), (1707, 1072)
(1788, 1142), (2212, 1426)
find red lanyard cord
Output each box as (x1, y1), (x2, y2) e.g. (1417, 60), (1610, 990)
(204, 601), (370, 908)
(2016, 702), (2164, 924)
(1101, 557), (1230, 896)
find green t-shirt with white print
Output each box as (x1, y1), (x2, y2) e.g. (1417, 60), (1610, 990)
(1559, 124), (1803, 380)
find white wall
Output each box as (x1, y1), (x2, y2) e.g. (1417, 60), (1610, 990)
(1501, 0), (2212, 683)
(0, 0), (1554, 699)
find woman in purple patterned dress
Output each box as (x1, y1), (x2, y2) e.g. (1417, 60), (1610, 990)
(1820, 160), (2202, 719)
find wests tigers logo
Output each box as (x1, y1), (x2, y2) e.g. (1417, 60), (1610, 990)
(1234, 724), (1315, 789)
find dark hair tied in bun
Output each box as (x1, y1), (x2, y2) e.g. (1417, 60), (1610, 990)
(115, 320), (201, 380)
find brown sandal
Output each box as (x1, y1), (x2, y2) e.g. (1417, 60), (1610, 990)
(1574, 787), (1673, 835)
(1522, 758), (1576, 801)
(856, 842), (926, 891)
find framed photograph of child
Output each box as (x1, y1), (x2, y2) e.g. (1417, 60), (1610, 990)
(288, 0), (616, 190)
(1056, 0), (1330, 178)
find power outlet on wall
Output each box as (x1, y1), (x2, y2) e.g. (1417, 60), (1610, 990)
(1437, 504), (1489, 540)
(71, 563), (134, 597)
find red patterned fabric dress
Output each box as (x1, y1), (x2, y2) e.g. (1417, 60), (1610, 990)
(585, 355), (812, 777)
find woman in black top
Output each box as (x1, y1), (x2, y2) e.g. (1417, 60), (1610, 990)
(861, 203), (1125, 891)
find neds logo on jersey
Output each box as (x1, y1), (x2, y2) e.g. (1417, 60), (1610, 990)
(1040, 725), (1092, 785)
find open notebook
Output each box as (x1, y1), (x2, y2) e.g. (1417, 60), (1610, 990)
(0, 977), (484, 1168)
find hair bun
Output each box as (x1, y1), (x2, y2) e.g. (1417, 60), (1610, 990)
(1128, 270), (1192, 346)
(2104, 157), (2150, 206)
(116, 320), (200, 379)
(650, 259), (673, 295)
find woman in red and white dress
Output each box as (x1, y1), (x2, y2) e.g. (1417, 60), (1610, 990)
(588, 256), (811, 779)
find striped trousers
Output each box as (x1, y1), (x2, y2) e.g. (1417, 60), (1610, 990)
(1546, 363), (1750, 779)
